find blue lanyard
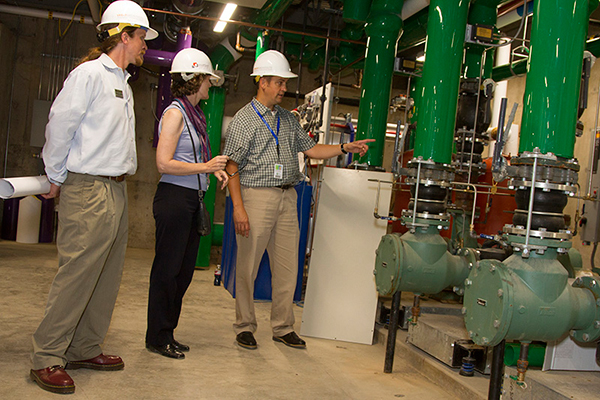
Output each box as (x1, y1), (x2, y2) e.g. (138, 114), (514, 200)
(251, 100), (280, 146)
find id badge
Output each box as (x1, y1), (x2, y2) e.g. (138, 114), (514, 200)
(274, 164), (283, 179)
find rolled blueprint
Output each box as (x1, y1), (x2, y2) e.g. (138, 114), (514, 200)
(0, 176), (51, 199)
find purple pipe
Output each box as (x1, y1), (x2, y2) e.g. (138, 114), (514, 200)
(144, 50), (174, 68)
(147, 27), (193, 146)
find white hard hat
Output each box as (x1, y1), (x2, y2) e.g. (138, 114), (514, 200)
(97, 0), (158, 40)
(170, 48), (219, 82)
(251, 50), (297, 78)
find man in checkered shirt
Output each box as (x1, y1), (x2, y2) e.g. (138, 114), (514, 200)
(224, 50), (373, 350)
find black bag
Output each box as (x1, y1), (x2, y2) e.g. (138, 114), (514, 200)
(196, 190), (211, 237)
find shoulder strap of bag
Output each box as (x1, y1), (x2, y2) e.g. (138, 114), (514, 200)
(174, 99), (204, 201)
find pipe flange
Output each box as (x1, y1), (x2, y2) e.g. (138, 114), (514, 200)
(402, 209), (450, 221)
(571, 276), (600, 343)
(405, 177), (454, 188)
(503, 225), (573, 241)
(507, 179), (577, 195)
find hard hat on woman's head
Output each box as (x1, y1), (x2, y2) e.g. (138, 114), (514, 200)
(170, 48), (220, 83)
(251, 50), (297, 79)
(97, 0), (158, 41)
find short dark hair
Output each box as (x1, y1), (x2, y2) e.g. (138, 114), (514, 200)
(171, 74), (206, 97)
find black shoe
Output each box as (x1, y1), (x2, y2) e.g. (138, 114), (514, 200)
(236, 331), (257, 349)
(145, 343), (185, 359)
(171, 339), (190, 352)
(273, 332), (306, 349)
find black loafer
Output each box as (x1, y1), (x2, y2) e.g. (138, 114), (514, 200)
(236, 331), (257, 349)
(273, 331), (306, 349)
(171, 339), (190, 352)
(145, 343), (185, 359)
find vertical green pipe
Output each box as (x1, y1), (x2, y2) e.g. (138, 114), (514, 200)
(463, 1), (498, 79)
(256, 30), (269, 58)
(355, 0), (404, 167)
(519, 0), (592, 157)
(413, 0), (470, 164)
(196, 40), (241, 268)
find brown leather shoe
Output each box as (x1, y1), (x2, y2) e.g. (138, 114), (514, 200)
(66, 353), (124, 371)
(30, 366), (75, 394)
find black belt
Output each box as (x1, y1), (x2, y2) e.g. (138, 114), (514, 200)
(99, 174), (126, 182)
(274, 183), (295, 190)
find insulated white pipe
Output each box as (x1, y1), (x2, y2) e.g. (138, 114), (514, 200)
(402, 0), (430, 20)
(86, 0), (101, 24)
(0, 4), (95, 25)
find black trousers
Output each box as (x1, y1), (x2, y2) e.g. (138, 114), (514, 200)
(146, 182), (201, 346)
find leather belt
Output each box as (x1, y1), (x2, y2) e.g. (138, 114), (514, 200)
(275, 183), (294, 190)
(99, 174), (126, 182)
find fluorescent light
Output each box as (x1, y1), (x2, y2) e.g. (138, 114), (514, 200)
(220, 3), (237, 20)
(213, 20), (227, 33)
(213, 3), (237, 33)
(416, 54), (425, 62)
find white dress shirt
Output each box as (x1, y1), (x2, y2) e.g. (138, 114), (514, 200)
(43, 53), (137, 185)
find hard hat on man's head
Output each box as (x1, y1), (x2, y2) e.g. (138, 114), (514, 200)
(170, 48), (220, 83)
(251, 50), (297, 79)
(97, 0), (158, 41)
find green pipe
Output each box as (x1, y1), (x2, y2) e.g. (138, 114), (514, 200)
(342, 0), (373, 24)
(519, 0), (591, 157)
(256, 30), (269, 58)
(196, 39), (241, 268)
(464, 252), (598, 346)
(413, 0), (470, 164)
(493, 35), (600, 82)
(397, 8), (428, 52)
(491, 58), (527, 81)
(355, 0), (404, 167)
(374, 226), (473, 296)
(504, 342), (546, 367)
(241, 0), (295, 42)
(463, 1), (498, 79)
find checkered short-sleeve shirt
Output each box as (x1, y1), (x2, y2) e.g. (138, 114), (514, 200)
(224, 98), (315, 187)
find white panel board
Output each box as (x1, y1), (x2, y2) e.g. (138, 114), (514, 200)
(300, 168), (392, 344)
(543, 335), (600, 371)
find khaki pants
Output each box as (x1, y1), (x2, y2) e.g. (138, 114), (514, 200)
(234, 186), (299, 337)
(32, 173), (128, 369)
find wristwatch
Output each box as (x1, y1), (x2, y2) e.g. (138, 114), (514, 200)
(340, 143), (348, 154)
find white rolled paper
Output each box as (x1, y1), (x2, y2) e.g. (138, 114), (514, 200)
(16, 195), (42, 244)
(0, 176), (51, 199)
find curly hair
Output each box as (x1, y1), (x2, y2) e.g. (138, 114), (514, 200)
(171, 74), (207, 98)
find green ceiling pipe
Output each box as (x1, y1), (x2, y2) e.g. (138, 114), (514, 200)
(240, 0), (295, 42)
(196, 39), (242, 268)
(342, 0), (374, 24)
(463, 1), (499, 79)
(413, 0), (470, 164)
(519, 0), (593, 158)
(355, 0), (404, 167)
(397, 8), (428, 51)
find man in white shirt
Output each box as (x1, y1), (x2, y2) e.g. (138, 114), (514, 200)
(30, 1), (157, 394)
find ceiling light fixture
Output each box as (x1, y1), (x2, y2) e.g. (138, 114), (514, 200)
(213, 3), (237, 33)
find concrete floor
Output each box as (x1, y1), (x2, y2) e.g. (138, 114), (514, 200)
(0, 240), (460, 400)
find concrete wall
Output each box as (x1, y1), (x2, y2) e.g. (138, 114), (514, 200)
(0, 15), (371, 249)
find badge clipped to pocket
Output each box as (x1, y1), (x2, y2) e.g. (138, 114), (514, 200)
(274, 163), (283, 179)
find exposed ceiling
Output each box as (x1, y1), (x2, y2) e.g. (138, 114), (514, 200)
(3, 0), (600, 64)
